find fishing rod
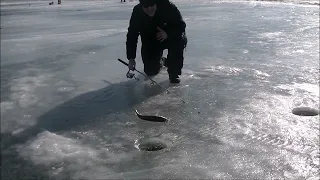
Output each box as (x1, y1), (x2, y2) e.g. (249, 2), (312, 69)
(118, 58), (186, 104)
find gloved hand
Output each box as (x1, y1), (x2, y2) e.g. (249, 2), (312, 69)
(156, 27), (168, 42)
(128, 59), (136, 71)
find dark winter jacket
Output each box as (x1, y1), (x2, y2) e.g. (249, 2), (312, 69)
(126, 0), (187, 60)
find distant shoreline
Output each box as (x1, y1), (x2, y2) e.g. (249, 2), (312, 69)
(249, 0), (319, 6)
(0, 0), (319, 6)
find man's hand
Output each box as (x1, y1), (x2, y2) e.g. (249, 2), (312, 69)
(128, 59), (136, 70)
(156, 27), (168, 42)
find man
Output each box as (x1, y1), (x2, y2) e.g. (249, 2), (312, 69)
(126, 0), (187, 83)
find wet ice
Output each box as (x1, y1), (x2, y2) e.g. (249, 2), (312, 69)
(1, 0), (319, 179)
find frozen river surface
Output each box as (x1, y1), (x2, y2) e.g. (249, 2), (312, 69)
(1, 0), (319, 179)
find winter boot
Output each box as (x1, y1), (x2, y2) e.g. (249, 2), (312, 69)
(169, 74), (180, 83)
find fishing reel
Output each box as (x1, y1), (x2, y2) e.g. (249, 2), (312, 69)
(126, 70), (139, 80)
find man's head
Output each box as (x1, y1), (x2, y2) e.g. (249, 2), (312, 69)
(139, 0), (157, 17)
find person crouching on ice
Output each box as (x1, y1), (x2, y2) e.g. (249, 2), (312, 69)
(126, 0), (187, 83)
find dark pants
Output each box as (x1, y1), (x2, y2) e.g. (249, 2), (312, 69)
(141, 37), (187, 77)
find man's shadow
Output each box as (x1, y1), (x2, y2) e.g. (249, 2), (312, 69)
(2, 78), (169, 148)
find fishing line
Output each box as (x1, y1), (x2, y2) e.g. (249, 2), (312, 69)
(118, 58), (187, 105)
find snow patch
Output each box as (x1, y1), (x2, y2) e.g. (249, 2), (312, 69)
(10, 74), (50, 108)
(253, 69), (270, 78)
(17, 131), (116, 179)
(205, 65), (244, 76)
(293, 83), (319, 97)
